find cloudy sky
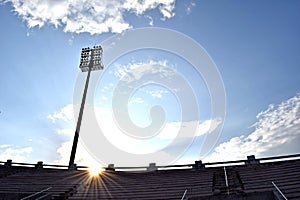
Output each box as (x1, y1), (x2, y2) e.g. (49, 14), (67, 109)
(0, 0), (299, 167)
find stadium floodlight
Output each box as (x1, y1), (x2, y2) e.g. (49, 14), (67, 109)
(69, 45), (104, 169)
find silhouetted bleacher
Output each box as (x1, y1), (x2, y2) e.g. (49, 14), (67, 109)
(0, 154), (299, 199)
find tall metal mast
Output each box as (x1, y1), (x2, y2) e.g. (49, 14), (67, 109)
(69, 45), (103, 169)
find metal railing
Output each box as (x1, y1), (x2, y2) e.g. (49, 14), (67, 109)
(272, 181), (288, 200)
(20, 187), (52, 200)
(223, 166), (229, 195)
(181, 189), (187, 200)
(1, 153), (300, 171)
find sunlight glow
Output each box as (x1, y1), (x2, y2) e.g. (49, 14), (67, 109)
(88, 165), (105, 177)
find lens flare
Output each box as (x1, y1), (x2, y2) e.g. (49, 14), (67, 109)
(88, 165), (104, 176)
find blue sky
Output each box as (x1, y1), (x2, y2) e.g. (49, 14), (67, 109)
(0, 0), (300, 167)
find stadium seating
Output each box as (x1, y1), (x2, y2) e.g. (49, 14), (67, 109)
(0, 155), (299, 200)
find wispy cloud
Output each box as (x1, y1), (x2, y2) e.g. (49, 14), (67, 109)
(47, 104), (74, 123)
(56, 127), (74, 135)
(0, 145), (33, 162)
(114, 60), (175, 82)
(48, 103), (220, 165)
(129, 97), (145, 104)
(49, 93), (300, 166)
(5, 0), (176, 34)
(205, 94), (300, 162)
(158, 119), (222, 140)
(185, 1), (196, 15)
(114, 60), (166, 78)
(55, 140), (99, 166)
(145, 15), (154, 26)
(47, 105), (97, 166)
(146, 90), (169, 99)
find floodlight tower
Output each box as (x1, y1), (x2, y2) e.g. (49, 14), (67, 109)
(68, 45), (104, 169)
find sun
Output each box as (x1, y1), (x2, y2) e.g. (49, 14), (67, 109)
(88, 164), (105, 177)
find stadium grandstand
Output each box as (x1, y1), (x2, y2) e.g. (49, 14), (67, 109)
(0, 154), (299, 200)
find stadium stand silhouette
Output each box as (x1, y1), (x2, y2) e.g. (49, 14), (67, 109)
(0, 154), (299, 199)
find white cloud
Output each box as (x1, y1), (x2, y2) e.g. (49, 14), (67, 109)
(0, 145), (33, 162)
(146, 90), (169, 99)
(50, 103), (221, 166)
(47, 104), (75, 135)
(146, 15), (154, 26)
(205, 94), (300, 162)
(185, 1), (196, 15)
(56, 127), (74, 135)
(47, 104), (74, 123)
(47, 105), (97, 166)
(68, 35), (74, 45)
(123, 0), (175, 18)
(55, 139), (175, 167)
(101, 96), (108, 101)
(158, 118), (221, 140)
(6, 0), (176, 34)
(159, 2), (175, 19)
(114, 60), (175, 81)
(55, 140), (98, 166)
(129, 97), (144, 104)
(0, 144), (11, 149)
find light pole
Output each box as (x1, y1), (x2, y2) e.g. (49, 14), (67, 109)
(68, 45), (104, 170)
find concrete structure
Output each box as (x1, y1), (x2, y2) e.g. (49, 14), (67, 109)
(147, 163), (158, 172)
